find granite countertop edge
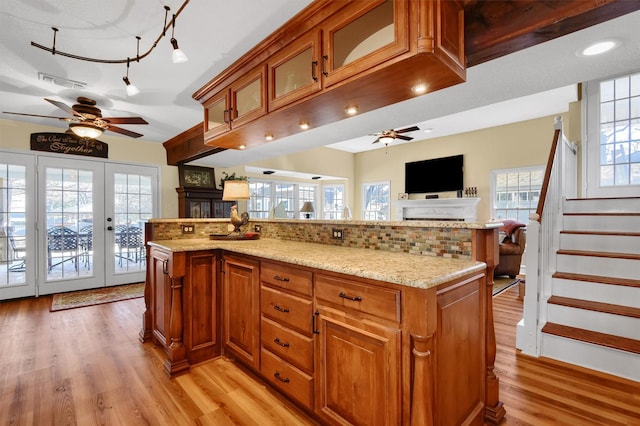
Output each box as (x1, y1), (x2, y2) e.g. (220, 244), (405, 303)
(148, 238), (486, 290)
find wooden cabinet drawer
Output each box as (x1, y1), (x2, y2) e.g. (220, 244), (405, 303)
(315, 274), (401, 323)
(261, 317), (313, 374)
(261, 348), (313, 410)
(261, 286), (313, 335)
(261, 261), (313, 296)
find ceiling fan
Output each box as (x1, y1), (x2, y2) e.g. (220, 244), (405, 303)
(370, 125), (420, 145)
(3, 97), (148, 139)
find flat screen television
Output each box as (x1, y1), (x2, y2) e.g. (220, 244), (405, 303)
(405, 154), (463, 194)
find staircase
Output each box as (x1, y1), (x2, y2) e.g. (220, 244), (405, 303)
(540, 197), (640, 381)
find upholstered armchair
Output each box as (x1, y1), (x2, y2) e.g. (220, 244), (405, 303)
(494, 221), (526, 278)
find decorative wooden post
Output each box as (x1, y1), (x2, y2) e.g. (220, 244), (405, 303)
(164, 251), (190, 377)
(410, 334), (434, 425)
(139, 222), (153, 342)
(472, 227), (506, 424)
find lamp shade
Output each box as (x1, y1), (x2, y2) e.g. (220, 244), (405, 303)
(222, 180), (250, 200)
(300, 202), (315, 213)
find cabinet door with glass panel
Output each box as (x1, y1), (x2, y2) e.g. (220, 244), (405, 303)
(320, 0), (410, 88)
(268, 30), (323, 111)
(204, 65), (267, 139)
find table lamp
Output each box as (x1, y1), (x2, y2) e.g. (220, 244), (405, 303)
(300, 201), (315, 219)
(222, 180), (250, 233)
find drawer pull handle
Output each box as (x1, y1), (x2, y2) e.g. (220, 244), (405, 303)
(273, 304), (290, 313)
(274, 275), (290, 282)
(274, 338), (290, 348)
(339, 291), (362, 302)
(274, 372), (290, 383)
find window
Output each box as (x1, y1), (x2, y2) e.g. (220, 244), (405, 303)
(249, 180), (318, 219)
(322, 184), (346, 219)
(362, 181), (390, 220)
(491, 167), (543, 223)
(586, 71), (640, 197)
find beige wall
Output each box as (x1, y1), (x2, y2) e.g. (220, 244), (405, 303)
(0, 119), (179, 217)
(354, 107), (579, 222)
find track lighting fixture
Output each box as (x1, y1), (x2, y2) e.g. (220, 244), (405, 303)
(30, 1), (190, 88)
(123, 58), (140, 96)
(170, 14), (188, 63)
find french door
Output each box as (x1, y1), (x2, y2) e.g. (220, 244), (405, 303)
(0, 152), (159, 300)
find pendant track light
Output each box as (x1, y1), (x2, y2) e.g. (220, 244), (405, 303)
(123, 57), (140, 96)
(170, 13), (188, 63)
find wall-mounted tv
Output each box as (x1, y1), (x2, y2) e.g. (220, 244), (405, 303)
(405, 154), (463, 194)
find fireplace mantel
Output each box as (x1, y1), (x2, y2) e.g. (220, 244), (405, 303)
(395, 198), (480, 222)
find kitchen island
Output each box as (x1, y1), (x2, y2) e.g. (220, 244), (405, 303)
(140, 220), (503, 425)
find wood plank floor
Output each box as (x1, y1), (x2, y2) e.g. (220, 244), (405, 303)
(1, 287), (638, 425)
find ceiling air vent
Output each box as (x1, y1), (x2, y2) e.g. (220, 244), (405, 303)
(38, 72), (86, 90)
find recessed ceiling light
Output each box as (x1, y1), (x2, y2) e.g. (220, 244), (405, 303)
(238, 144), (246, 150)
(423, 128), (433, 133)
(345, 106), (358, 115)
(580, 40), (618, 56)
(265, 134), (274, 141)
(411, 84), (427, 94)
(299, 121), (310, 130)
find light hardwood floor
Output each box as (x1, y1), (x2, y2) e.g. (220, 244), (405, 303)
(0, 287), (638, 425)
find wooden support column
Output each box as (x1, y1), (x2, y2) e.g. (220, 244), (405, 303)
(139, 222), (154, 342)
(472, 227), (505, 424)
(410, 334), (435, 425)
(164, 251), (190, 377)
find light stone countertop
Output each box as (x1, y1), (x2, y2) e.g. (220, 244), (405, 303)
(148, 238), (486, 289)
(148, 217), (502, 229)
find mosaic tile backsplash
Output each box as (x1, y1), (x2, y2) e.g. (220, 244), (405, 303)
(148, 219), (475, 259)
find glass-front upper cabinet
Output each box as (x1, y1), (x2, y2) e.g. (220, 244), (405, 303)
(268, 30), (322, 111)
(321, 0), (409, 88)
(203, 65), (267, 139)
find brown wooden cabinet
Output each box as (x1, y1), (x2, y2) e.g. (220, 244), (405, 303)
(222, 253), (261, 371)
(147, 246), (220, 375)
(176, 187), (233, 218)
(314, 272), (402, 425)
(259, 261), (315, 409)
(189, 0), (465, 154)
(203, 65), (268, 140)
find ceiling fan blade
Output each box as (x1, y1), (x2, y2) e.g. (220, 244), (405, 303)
(106, 125), (144, 138)
(395, 126), (419, 134)
(396, 135), (413, 141)
(103, 117), (148, 125)
(371, 137), (381, 144)
(3, 111), (72, 121)
(45, 98), (81, 117)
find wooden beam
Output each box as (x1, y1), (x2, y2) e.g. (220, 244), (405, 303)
(465, 0), (640, 66)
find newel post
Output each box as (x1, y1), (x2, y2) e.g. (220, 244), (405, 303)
(472, 227), (506, 424)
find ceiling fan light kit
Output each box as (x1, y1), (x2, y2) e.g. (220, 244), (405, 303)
(69, 122), (104, 139)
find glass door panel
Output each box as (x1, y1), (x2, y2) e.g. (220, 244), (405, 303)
(38, 157), (104, 294)
(0, 153), (36, 300)
(105, 164), (158, 286)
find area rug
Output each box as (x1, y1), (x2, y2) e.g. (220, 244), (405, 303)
(493, 277), (519, 296)
(50, 282), (145, 312)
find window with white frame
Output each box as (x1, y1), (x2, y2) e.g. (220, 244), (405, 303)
(491, 167), (544, 223)
(361, 181), (390, 220)
(585, 71), (640, 197)
(249, 180), (318, 219)
(248, 181), (271, 219)
(322, 184), (345, 219)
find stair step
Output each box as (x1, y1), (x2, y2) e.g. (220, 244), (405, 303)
(559, 231), (640, 254)
(556, 249), (640, 261)
(542, 322), (640, 355)
(547, 295), (640, 319)
(552, 272), (640, 288)
(562, 213), (640, 232)
(564, 197), (640, 214)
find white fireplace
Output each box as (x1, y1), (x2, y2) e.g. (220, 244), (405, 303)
(394, 198), (480, 222)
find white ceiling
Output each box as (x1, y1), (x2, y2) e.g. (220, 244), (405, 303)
(1, 2), (639, 168)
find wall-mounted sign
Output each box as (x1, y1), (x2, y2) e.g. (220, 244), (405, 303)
(30, 133), (108, 158)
